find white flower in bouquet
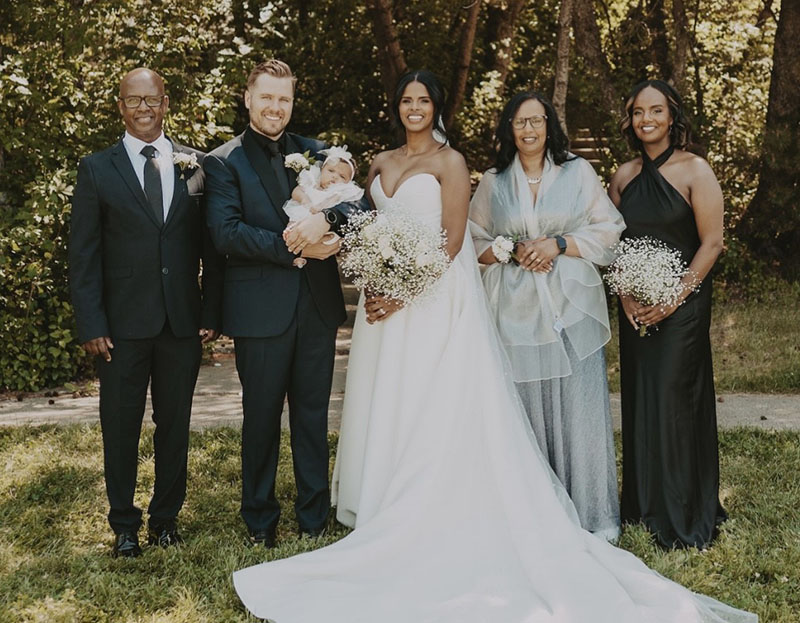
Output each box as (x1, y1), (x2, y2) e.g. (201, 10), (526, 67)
(604, 236), (697, 336)
(491, 235), (516, 264)
(341, 208), (451, 305)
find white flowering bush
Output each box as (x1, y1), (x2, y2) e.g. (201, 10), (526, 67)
(604, 237), (697, 335)
(340, 209), (451, 304)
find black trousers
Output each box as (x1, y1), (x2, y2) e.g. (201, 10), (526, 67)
(97, 322), (201, 534)
(235, 277), (337, 535)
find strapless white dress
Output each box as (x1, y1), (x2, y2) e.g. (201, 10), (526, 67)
(233, 173), (756, 623)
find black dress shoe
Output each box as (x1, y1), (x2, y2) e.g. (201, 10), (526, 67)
(148, 524), (184, 548)
(249, 530), (276, 548)
(112, 532), (141, 558)
(299, 527), (325, 539)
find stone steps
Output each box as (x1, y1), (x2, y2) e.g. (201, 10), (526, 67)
(570, 128), (608, 168)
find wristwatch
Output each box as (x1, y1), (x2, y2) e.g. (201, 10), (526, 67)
(554, 235), (567, 255)
(322, 208), (339, 226)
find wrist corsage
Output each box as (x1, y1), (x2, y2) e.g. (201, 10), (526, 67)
(491, 235), (518, 264)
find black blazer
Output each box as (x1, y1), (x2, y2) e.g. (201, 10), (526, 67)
(204, 130), (347, 337)
(69, 138), (224, 343)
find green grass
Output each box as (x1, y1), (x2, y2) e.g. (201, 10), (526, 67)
(605, 282), (800, 393)
(1, 425), (798, 622)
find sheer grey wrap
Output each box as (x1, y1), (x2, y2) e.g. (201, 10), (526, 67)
(469, 154), (625, 381)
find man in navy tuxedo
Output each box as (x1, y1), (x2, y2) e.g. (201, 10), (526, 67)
(70, 68), (223, 557)
(205, 59), (356, 546)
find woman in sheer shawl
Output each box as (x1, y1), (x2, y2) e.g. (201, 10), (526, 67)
(469, 91), (624, 540)
(608, 80), (726, 549)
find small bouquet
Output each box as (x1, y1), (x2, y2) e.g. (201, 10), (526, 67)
(340, 208), (451, 305)
(491, 235), (518, 264)
(603, 236), (696, 336)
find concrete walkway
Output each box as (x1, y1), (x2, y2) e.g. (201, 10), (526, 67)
(2, 326), (799, 431)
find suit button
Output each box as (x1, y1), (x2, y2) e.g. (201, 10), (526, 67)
(161, 267), (169, 275)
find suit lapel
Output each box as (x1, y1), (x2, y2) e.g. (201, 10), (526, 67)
(164, 139), (190, 229)
(110, 140), (162, 229)
(284, 133), (302, 191)
(241, 129), (290, 225)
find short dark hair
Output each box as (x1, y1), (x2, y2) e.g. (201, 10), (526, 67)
(492, 91), (573, 174)
(391, 70), (447, 143)
(620, 79), (692, 152)
(247, 59), (297, 90)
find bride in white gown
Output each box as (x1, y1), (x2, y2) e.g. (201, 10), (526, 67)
(233, 70), (756, 623)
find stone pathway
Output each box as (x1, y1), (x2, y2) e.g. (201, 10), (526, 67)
(2, 283), (799, 431)
(2, 341), (799, 432)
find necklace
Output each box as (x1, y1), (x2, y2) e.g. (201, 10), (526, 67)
(526, 175), (542, 185)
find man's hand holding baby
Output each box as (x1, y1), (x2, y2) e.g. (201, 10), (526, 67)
(284, 211), (330, 254)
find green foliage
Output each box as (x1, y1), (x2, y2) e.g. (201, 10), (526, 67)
(0, 0), (786, 390)
(0, 168), (92, 391)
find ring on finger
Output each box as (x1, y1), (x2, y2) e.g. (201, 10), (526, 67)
(379, 308), (386, 316)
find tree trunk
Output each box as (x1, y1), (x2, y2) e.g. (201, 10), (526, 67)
(670, 0), (691, 92)
(644, 0), (672, 78)
(370, 0), (409, 106)
(552, 0), (575, 133)
(476, 0), (527, 145)
(572, 0), (625, 159)
(488, 0), (526, 86)
(444, 0), (482, 128)
(737, 0), (800, 279)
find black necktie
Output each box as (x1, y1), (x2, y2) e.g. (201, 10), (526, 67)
(266, 140), (290, 201)
(141, 145), (163, 226)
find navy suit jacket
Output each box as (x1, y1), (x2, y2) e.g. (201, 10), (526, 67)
(69, 138), (224, 343)
(204, 129), (347, 337)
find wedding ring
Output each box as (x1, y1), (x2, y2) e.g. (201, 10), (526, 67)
(379, 309), (386, 316)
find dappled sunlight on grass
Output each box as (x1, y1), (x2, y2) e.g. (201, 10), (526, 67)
(0, 425), (797, 621)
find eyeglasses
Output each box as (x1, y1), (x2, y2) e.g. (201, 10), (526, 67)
(119, 95), (165, 109)
(511, 115), (547, 130)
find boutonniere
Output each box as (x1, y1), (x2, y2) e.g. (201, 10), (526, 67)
(284, 150), (316, 173)
(172, 152), (199, 178)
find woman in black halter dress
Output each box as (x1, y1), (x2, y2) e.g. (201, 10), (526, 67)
(608, 80), (727, 549)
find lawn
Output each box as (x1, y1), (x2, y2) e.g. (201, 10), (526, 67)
(605, 282), (800, 393)
(1, 425), (798, 622)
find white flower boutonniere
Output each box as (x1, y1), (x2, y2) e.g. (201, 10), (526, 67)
(284, 151), (316, 173)
(172, 152), (199, 178)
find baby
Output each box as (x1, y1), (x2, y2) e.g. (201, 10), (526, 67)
(284, 145), (363, 267)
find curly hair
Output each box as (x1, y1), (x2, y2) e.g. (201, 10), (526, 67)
(391, 70), (448, 144)
(492, 92), (573, 174)
(620, 80), (693, 152)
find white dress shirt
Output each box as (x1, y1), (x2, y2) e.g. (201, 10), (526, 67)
(122, 131), (175, 220)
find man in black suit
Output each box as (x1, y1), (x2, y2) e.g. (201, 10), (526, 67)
(70, 68), (223, 557)
(205, 59), (356, 546)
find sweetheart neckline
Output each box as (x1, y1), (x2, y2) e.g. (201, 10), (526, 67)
(374, 172), (439, 200)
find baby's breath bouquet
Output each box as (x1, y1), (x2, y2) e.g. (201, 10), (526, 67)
(340, 209), (451, 304)
(604, 236), (696, 336)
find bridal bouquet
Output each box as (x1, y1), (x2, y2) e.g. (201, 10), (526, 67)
(340, 209), (451, 304)
(604, 236), (696, 336)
